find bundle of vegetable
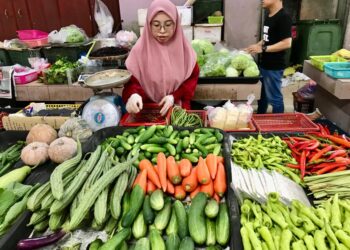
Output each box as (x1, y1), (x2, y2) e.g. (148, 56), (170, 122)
(240, 193), (350, 250)
(133, 152), (226, 202)
(103, 125), (224, 165)
(305, 170), (350, 202)
(283, 126), (350, 178)
(231, 134), (301, 184)
(44, 58), (80, 84)
(170, 106), (203, 127)
(0, 141), (25, 176)
(191, 39), (214, 67)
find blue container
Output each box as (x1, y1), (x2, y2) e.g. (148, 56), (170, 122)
(324, 62), (350, 79)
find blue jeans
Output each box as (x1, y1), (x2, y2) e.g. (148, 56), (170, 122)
(257, 68), (284, 114)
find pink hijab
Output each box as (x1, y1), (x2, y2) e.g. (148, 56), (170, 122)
(125, 0), (197, 103)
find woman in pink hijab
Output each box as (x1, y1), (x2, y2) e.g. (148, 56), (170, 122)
(122, 0), (199, 116)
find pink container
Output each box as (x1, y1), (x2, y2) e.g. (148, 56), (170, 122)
(14, 70), (38, 85)
(17, 30), (48, 40)
(21, 37), (49, 48)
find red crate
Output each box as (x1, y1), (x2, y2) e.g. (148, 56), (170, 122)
(252, 113), (319, 132)
(224, 120), (256, 132)
(119, 103), (169, 127)
(168, 109), (207, 127)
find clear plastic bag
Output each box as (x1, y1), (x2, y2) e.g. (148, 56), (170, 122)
(205, 106), (227, 130)
(94, 0), (114, 38)
(48, 25), (88, 44)
(116, 30), (138, 48)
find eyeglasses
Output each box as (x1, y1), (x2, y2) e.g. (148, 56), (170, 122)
(151, 21), (175, 31)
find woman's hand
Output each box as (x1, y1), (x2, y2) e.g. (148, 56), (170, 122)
(159, 95), (174, 116)
(126, 94), (143, 113)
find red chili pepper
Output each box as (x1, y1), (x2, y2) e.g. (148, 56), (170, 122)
(286, 142), (301, 156)
(309, 145), (333, 162)
(324, 125), (331, 135)
(330, 166), (347, 173)
(316, 162), (348, 175)
(334, 157), (350, 164)
(291, 152), (300, 163)
(328, 150), (347, 160)
(297, 141), (315, 151)
(317, 134), (350, 148)
(318, 124), (327, 135)
(300, 150), (306, 179)
(290, 137), (309, 142)
(304, 141), (320, 150)
(286, 163), (300, 169)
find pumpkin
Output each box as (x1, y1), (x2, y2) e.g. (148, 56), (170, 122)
(58, 117), (92, 142)
(48, 137), (78, 163)
(26, 124), (57, 145)
(21, 142), (49, 166)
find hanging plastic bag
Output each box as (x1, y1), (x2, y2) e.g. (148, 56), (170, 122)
(94, 0), (114, 38)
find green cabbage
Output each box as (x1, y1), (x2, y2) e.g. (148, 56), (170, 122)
(65, 27), (85, 43)
(191, 39), (214, 55)
(243, 66), (260, 77)
(231, 54), (251, 70)
(226, 67), (239, 77)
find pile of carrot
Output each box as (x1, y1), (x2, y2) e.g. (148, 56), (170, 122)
(132, 152), (227, 201)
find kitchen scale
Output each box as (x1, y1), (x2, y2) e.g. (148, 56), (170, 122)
(79, 69), (131, 131)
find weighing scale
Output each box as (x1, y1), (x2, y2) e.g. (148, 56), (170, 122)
(79, 69), (131, 131)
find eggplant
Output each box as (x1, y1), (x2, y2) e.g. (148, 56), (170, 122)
(17, 230), (65, 250)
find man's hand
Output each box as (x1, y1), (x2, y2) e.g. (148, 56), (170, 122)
(245, 43), (263, 54)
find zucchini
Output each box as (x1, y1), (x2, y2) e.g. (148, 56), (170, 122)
(205, 199), (219, 219)
(99, 228), (131, 250)
(179, 236), (195, 250)
(174, 200), (188, 239)
(150, 189), (164, 211)
(134, 237), (150, 250)
(188, 192), (207, 244)
(122, 185), (145, 228)
(132, 212), (147, 239)
(150, 228), (166, 250)
(216, 203), (230, 246)
(206, 218), (216, 246)
(166, 208), (178, 236)
(143, 195), (155, 225)
(166, 233), (181, 250)
(155, 200), (172, 231)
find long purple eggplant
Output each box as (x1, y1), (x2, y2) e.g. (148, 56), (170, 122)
(17, 230), (66, 250)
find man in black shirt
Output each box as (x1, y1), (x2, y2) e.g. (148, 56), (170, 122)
(246, 0), (292, 113)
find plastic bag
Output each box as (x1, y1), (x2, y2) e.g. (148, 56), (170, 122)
(48, 25), (88, 44)
(116, 30), (138, 48)
(205, 106), (227, 130)
(200, 52), (233, 77)
(235, 94), (254, 128)
(223, 100), (239, 130)
(94, 0), (114, 38)
(297, 80), (317, 99)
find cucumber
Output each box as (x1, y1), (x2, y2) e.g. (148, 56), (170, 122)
(88, 239), (102, 250)
(138, 125), (157, 143)
(206, 245), (223, 250)
(127, 135), (135, 144)
(119, 241), (128, 250)
(150, 189), (164, 211)
(206, 218), (216, 246)
(99, 228), (131, 250)
(121, 185), (145, 228)
(214, 130), (224, 142)
(166, 208), (178, 236)
(205, 199), (219, 219)
(188, 192), (207, 244)
(176, 139), (183, 154)
(174, 200), (188, 239)
(132, 212), (147, 239)
(216, 203), (230, 246)
(213, 145), (221, 156)
(155, 200), (172, 231)
(143, 195), (155, 225)
(164, 126), (173, 138)
(120, 140), (132, 151)
(140, 144), (161, 150)
(194, 142), (208, 157)
(165, 143), (176, 156)
(182, 137), (190, 149)
(166, 233), (181, 250)
(189, 133), (196, 145)
(150, 228), (166, 250)
(202, 136), (217, 146)
(179, 130), (190, 138)
(181, 153), (199, 163)
(134, 237), (150, 250)
(179, 236), (195, 250)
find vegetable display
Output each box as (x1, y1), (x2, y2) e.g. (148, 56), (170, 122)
(170, 106), (204, 127)
(44, 58), (80, 84)
(0, 141), (25, 176)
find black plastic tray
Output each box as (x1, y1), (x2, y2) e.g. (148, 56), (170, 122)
(198, 76), (261, 84)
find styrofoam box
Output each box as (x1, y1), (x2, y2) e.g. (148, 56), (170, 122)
(194, 24), (222, 43)
(138, 6), (192, 26)
(140, 26), (193, 42)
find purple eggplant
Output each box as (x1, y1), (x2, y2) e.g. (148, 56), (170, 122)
(17, 230), (66, 250)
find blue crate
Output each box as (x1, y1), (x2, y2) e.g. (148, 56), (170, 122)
(324, 62), (350, 79)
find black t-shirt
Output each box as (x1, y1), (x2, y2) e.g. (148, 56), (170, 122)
(261, 8), (292, 70)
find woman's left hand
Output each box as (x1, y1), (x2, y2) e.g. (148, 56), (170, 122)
(159, 95), (174, 116)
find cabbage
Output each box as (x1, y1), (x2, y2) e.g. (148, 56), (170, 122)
(243, 66), (260, 77)
(247, 60), (258, 68)
(191, 39), (214, 55)
(201, 62), (226, 77)
(231, 54), (251, 70)
(226, 67), (239, 77)
(65, 27), (85, 43)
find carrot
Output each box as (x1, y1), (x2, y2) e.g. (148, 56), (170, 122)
(132, 173), (141, 188)
(174, 185), (186, 200)
(167, 180), (175, 194)
(179, 159), (192, 177)
(217, 156), (224, 164)
(154, 165), (159, 175)
(182, 167), (198, 192)
(139, 159), (161, 188)
(197, 157), (211, 184)
(147, 180), (156, 194)
(137, 169), (148, 193)
(167, 156), (182, 184)
(200, 180), (214, 197)
(214, 162), (227, 197)
(206, 154), (218, 180)
(213, 193), (220, 203)
(157, 152), (167, 192)
(190, 186), (201, 199)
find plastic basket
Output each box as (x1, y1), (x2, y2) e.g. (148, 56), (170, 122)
(21, 37), (48, 48)
(252, 113), (319, 132)
(208, 16), (224, 24)
(293, 92), (315, 113)
(119, 103), (170, 126)
(18, 103), (81, 114)
(310, 55), (347, 71)
(167, 109), (207, 127)
(224, 121), (256, 132)
(17, 30), (48, 40)
(14, 70), (38, 85)
(324, 62), (350, 79)
(7, 48), (42, 67)
(42, 45), (90, 64)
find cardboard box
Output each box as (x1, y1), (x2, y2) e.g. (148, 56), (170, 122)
(194, 24), (222, 43)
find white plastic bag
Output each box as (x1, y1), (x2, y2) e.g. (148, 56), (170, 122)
(223, 100), (239, 130)
(94, 0), (114, 38)
(236, 94), (255, 128)
(116, 30), (138, 48)
(48, 25), (88, 44)
(205, 106), (227, 130)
